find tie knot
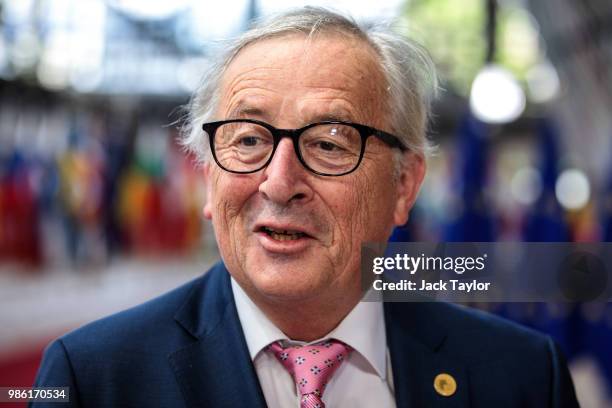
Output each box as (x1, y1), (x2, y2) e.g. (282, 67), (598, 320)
(268, 340), (351, 408)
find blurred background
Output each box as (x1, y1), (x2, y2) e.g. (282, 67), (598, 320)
(0, 0), (611, 406)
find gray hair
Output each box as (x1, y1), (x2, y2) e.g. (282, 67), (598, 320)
(179, 6), (438, 166)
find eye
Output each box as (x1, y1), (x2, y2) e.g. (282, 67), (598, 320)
(318, 141), (342, 151)
(232, 131), (272, 149)
(239, 136), (261, 147)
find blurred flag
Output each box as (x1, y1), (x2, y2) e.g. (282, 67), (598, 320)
(513, 117), (577, 358)
(0, 149), (41, 265)
(444, 112), (495, 242)
(522, 118), (570, 242)
(603, 141), (612, 241)
(580, 303), (612, 394)
(57, 123), (106, 265)
(579, 135), (612, 392)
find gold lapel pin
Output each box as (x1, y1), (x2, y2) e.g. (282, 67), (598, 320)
(434, 373), (457, 397)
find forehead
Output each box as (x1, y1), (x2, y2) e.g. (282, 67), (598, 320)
(218, 33), (388, 125)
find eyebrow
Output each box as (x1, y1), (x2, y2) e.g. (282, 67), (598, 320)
(309, 112), (354, 123)
(299, 105), (358, 124)
(227, 103), (267, 120)
(227, 103), (357, 126)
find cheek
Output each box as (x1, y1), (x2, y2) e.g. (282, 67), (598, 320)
(210, 173), (258, 234)
(351, 163), (398, 238)
(324, 163), (397, 252)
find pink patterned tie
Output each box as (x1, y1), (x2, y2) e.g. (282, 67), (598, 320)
(268, 340), (352, 408)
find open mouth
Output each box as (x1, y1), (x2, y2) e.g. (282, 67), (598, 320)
(259, 226), (308, 241)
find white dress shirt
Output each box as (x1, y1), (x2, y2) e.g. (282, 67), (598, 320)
(231, 278), (396, 408)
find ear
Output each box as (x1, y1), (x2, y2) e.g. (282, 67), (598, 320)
(392, 151), (426, 226)
(202, 163), (213, 220)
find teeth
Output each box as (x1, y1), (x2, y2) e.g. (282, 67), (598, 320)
(270, 232), (300, 241)
(262, 227), (305, 241)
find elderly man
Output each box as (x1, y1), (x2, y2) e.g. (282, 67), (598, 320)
(32, 7), (578, 408)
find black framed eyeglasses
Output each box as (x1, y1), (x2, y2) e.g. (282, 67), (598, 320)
(202, 119), (406, 176)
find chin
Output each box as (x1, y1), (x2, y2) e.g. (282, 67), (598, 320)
(244, 260), (332, 302)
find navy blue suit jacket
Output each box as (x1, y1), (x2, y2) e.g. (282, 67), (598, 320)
(32, 262), (579, 407)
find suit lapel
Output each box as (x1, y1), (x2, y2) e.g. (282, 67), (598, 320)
(167, 263), (472, 407)
(385, 301), (470, 408)
(169, 263), (267, 408)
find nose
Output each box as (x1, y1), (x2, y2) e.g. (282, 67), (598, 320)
(258, 138), (313, 205)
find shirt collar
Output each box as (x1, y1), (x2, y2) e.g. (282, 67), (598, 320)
(231, 278), (387, 380)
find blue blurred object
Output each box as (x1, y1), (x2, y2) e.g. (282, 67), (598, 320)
(444, 112), (495, 242)
(389, 222), (413, 242)
(512, 118), (611, 394)
(603, 140), (612, 241)
(581, 136), (612, 391)
(523, 118), (570, 242)
(582, 303), (612, 393)
(512, 117), (576, 357)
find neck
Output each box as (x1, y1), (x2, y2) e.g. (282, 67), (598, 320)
(251, 289), (362, 342)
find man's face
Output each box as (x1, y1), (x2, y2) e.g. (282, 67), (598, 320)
(203, 34), (423, 306)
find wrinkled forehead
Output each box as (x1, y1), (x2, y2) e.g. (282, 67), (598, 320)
(218, 32), (389, 125)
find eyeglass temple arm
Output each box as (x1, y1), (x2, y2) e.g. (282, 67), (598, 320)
(371, 129), (408, 151)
